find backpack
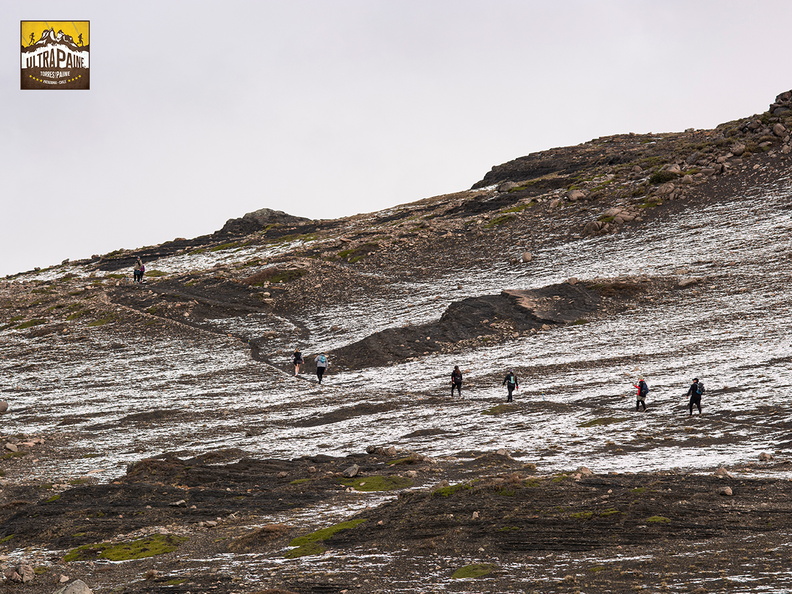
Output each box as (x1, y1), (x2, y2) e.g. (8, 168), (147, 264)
(640, 382), (649, 396)
(508, 375), (516, 386)
(696, 383), (704, 395)
(318, 355), (327, 366)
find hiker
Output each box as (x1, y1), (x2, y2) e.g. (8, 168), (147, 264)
(502, 370), (519, 402)
(451, 365), (463, 397)
(315, 352), (328, 384)
(292, 348), (304, 376)
(133, 257), (145, 283)
(633, 377), (649, 411)
(686, 378), (704, 415)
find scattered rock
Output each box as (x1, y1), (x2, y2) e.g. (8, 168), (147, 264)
(0, 401), (7, 413)
(772, 123), (787, 137)
(576, 466), (593, 476)
(759, 452), (774, 462)
(342, 464), (360, 478)
(4, 564), (34, 583)
(520, 252), (533, 263)
(714, 466), (734, 479)
(567, 189), (587, 202)
(53, 579), (94, 594)
(4, 442), (18, 452)
(718, 486), (733, 496)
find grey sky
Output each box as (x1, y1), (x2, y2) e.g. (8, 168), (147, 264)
(2, 1), (790, 277)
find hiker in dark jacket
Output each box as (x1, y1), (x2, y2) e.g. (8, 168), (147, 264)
(633, 378), (649, 411)
(502, 370), (519, 402)
(292, 348), (304, 376)
(686, 378), (704, 415)
(451, 366), (463, 397)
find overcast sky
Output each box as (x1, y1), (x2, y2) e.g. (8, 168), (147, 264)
(2, 1), (790, 277)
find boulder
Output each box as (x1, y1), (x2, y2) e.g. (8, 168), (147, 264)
(718, 486), (733, 496)
(567, 190), (587, 202)
(759, 452), (774, 462)
(714, 466), (734, 479)
(4, 564), (34, 583)
(731, 143), (746, 156)
(582, 221), (602, 235)
(773, 123), (787, 137)
(342, 464), (360, 478)
(657, 182), (676, 195)
(576, 466), (593, 476)
(219, 208), (311, 235)
(497, 181), (519, 192)
(520, 252), (533, 263)
(53, 580), (94, 594)
(0, 400), (7, 413)
(4, 442), (18, 452)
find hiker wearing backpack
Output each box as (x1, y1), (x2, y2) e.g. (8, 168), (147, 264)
(633, 378), (649, 411)
(502, 370), (519, 402)
(451, 366), (463, 397)
(686, 378), (704, 415)
(315, 353), (329, 384)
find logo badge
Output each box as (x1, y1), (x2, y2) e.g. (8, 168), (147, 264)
(21, 21), (90, 90)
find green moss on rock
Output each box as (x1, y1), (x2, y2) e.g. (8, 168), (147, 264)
(64, 534), (187, 562)
(339, 475), (413, 491)
(285, 519), (367, 558)
(452, 563), (498, 579)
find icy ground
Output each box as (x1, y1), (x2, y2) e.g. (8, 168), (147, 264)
(2, 178), (791, 487)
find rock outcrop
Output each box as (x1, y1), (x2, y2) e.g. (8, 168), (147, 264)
(219, 208), (311, 235)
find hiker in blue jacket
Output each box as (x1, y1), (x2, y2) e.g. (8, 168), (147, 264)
(686, 378), (704, 415)
(315, 353), (329, 384)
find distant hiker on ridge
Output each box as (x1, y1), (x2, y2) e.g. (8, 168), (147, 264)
(502, 370), (519, 402)
(78, 33), (83, 46)
(133, 257), (145, 283)
(633, 377), (649, 411)
(451, 365), (463, 397)
(292, 348), (304, 376)
(686, 378), (704, 415)
(28, 32), (35, 46)
(315, 352), (329, 384)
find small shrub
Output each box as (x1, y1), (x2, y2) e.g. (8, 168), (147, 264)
(338, 242), (379, 263)
(209, 241), (240, 252)
(285, 519), (367, 558)
(646, 515), (671, 524)
(649, 170), (679, 185)
(88, 315), (116, 327)
(145, 270), (166, 277)
(452, 563), (498, 579)
(339, 475), (413, 491)
(16, 319), (47, 329)
(484, 214), (516, 228)
(64, 534), (188, 562)
(570, 511), (594, 520)
(433, 482), (472, 497)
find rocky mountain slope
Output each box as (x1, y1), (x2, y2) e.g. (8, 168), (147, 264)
(1, 90), (792, 593)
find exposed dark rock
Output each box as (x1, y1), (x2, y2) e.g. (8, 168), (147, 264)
(219, 207), (311, 235)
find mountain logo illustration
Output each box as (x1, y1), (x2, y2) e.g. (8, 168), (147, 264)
(21, 21), (90, 90)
